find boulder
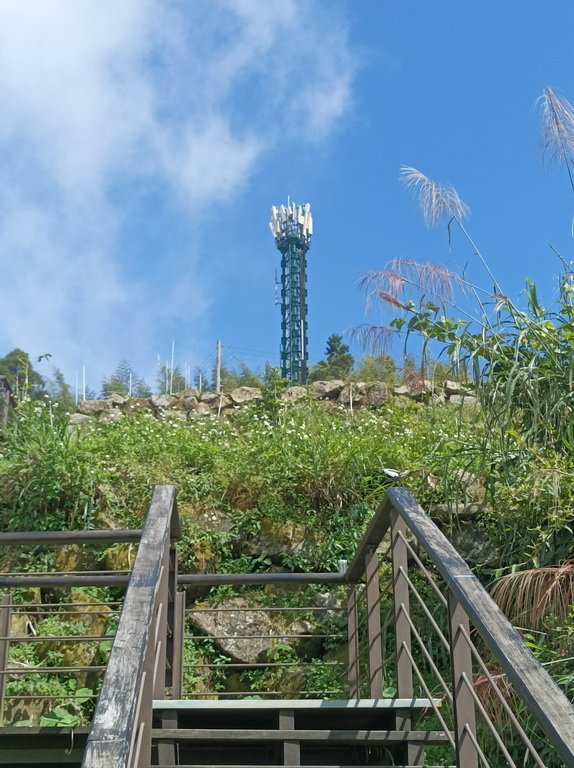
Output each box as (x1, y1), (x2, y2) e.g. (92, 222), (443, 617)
(449, 526), (502, 567)
(200, 391), (219, 404)
(179, 503), (233, 533)
(187, 597), (278, 664)
(77, 399), (111, 415)
(310, 380), (345, 400)
(106, 393), (128, 406)
(124, 397), (153, 413)
(239, 518), (306, 563)
(393, 384), (410, 397)
(406, 379), (434, 400)
(68, 413), (92, 428)
(151, 394), (176, 409)
(443, 380), (464, 396)
(163, 409), (187, 421)
(312, 592), (345, 625)
(449, 394), (478, 408)
(99, 408), (123, 422)
(285, 619), (322, 659)
(191, 402), (213, 417)
(363, 382), (392, 406)
(431, 502), (491, 522)
(280, 386), (307, 403)
(229, 387), (262, 405)
(338, 383), (366, 405)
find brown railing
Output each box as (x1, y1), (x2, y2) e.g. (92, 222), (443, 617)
(349, 487), (574, 767)
(1, 485), (573, 767)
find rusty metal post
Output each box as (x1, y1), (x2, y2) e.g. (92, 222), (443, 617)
(346, 586), (360, 698)
(448, 592), (479, 768)
(365, 546), (383, 698)
(390, 509), (422, 764)
(0, 594), (11, 724)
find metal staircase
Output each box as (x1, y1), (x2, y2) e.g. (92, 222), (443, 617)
(1, 485), (573, 767)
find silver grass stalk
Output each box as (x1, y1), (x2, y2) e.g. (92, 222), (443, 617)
(400, 166), (501, 292)
(539, 86), (574, 192)
(400, 166), (470, 227)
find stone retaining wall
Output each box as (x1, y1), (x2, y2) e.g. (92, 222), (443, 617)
(70, 379), (476, 425)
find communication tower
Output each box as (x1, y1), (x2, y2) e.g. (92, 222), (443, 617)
(269, 201), (313, 384)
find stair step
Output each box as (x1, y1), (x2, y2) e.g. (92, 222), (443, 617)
(153, 697), (441, 711)
(152, 728), (452, 744)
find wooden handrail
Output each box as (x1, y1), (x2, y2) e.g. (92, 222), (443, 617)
(82, 485), (178, 768)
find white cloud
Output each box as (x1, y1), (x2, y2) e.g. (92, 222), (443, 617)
(0, 0), (356, 387)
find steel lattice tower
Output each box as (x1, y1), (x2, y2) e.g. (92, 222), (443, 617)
(269, 201), (313, 384)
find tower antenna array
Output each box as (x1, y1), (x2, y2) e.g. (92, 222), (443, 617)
(269, 200), (313, 384)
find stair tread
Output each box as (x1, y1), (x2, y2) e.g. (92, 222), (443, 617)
(153, 697), (441, 710)
(152, 727), (452, 744)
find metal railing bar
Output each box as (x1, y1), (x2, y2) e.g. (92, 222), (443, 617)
(463, 724), (493, 768)
(0, 530), (142, 545)
(0, 575), (130, 587)
(399, 567), (450, 651)
(11, 604), (122, 611)
(184, 606), (345, 613)
(398, 603), (453, 703)
(4, 693), (100, 700)
(129, 721), (145, 768)
(459, 672), (523, 768)
(2, 634), (115, 642)
(396, 530), (447, 607)
(1, 570), (130, 577)
(0, 665), (106, 675)
(183, 661), (345, 669)
(179, 573), (346, 586)
(179, 690), (345, 697)
(386, 487), (574, 764)
(183, 633), (344, 641)
(401, 643), (456, 750)
(457, 624), (548, 768)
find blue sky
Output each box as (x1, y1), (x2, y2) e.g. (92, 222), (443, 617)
(1, 1), (574, 391)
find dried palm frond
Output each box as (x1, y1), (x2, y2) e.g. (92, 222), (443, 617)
(474, 669), (518, 728)
(350, 324), (396, 354)
(539, 86), (574, 167)
(490, 561), (574, 630)
(400, 166), (470, 227)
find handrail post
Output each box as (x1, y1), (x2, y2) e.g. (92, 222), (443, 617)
(448, 592), (478, 768)
(365, 545), (383, 698)
(0, 594), (11, 724)
(346, 585), (360, 698)
(390, 508), (421, 764)
(156, 546), (182, 767)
